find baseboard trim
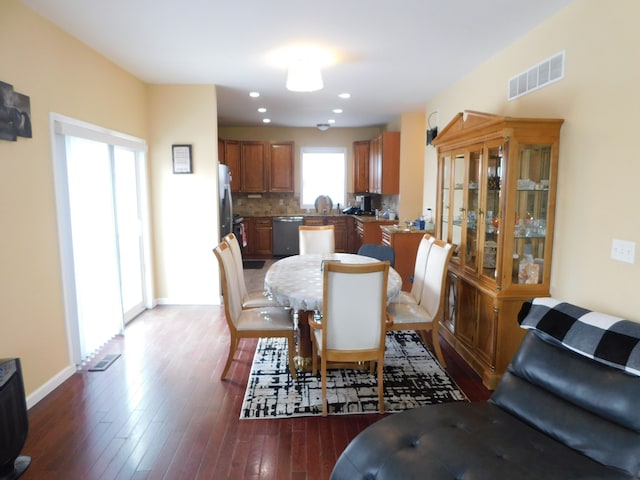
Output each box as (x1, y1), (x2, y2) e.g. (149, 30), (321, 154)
(26, 364), (76, 410)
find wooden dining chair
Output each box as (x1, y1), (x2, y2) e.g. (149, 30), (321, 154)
(357, 244), (396, 268)
(390, 234), (435, 305)
(386, 239), (454, 367)
(213, 242), (297, 380)
(309, 261), (390, 416)
(298, 225), (335, 255)
(223, 233), (280, 309)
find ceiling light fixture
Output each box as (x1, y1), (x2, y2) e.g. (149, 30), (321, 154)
(317, 123), (330, 131)
(332, 108), (343, 114)
(338, 93), (351, 99)
(258, 107), (267, 113)
(286, 58), (323, 92)
(263, 118), (271, 124)
(249, 91), (260, 98)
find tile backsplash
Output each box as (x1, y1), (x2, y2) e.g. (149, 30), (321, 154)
(233, 193), (398, 216)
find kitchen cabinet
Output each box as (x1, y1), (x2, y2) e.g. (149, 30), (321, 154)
(434, 110), (563, 389)
(353, 217), (398, 252)
(353, 140), (370, 193)
(241, 141), (268, 192)
(303, 216), (352, 253)
(381, 227), (433, 291)
(220, 140), (241, 192)
(244, 216), (272, 257)
(269, 141), (294, 192)
(369, 132), (400, 194)
(219, 139), (294, 193)
(352, 132), (399, 195)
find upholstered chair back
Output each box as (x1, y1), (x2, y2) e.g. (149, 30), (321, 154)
(322, 262), (389, 351)
(418, 241), (453, 318)
(299, 225), (335, 255)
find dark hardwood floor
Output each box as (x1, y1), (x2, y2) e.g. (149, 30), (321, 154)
(21, 262), (490, 480)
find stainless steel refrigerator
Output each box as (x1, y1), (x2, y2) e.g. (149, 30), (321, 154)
(218, 164), (233, 240)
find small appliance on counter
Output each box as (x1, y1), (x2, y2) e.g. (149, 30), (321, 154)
(355, 194), (373, 214)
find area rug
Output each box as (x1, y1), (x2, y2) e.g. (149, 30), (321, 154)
(240, 331), (467, 419)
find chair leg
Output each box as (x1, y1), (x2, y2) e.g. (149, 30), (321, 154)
(321, 355), (328, 417)
(311, 336), (318, 376)
(221, 334), (239, 380)
(287, 334), (297, 380)
(431, 326), (447, 368)
(377, 354), (384, 414)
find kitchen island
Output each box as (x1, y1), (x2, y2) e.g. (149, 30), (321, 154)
(381, 225), (435, 291)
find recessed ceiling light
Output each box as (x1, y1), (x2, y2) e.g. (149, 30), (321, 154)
(328, 119), (336, 124)
(338, 93), (351, 99)
(258, 107), (267, 113)
(263, 118), (271, 123)
(249, 91), (260, 98)
(332, 109), (343, 114)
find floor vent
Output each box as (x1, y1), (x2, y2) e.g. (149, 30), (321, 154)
(89, 354), (121, 372)
(508, 50), (565, 101)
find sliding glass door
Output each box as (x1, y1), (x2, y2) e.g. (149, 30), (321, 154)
(52, 114), (150, 365)
(113, 147), (146, 323)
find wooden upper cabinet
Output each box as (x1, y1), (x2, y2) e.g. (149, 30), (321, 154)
(219, 138), (294, 193)
(269, 142), (294, 192)
(369, 132), (400, 194)
(222, 140), (241, 192)
(241, 141), (267, 192)
(353, 140), (370, 193)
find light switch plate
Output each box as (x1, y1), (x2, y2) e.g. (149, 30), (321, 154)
(611, 239), (636, 264)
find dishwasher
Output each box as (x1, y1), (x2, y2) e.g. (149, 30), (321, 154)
(272, 216), (303, 257)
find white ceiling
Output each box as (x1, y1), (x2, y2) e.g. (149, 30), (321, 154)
(21, 0), (574, 128)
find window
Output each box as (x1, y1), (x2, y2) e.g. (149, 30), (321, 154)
(300, 147), (346, 209)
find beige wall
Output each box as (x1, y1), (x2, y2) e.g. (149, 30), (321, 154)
(0, 0), (148, 396)
(424, 0), (640, 319)
(148, 85), (220, 304)
(397, 113), (426, 222)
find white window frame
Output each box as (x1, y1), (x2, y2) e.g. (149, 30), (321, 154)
(300, 146), (347, 210)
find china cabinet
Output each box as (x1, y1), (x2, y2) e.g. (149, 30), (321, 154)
(434, 111), (563, 389)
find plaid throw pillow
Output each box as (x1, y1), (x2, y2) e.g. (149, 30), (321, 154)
(518, 297), (640, 376)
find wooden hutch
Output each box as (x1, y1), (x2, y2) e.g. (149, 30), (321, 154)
(433, 110), (563, 388)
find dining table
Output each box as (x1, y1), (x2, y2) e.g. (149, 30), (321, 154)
(264, 253), (402, 311)
(264, 253), (402, 368)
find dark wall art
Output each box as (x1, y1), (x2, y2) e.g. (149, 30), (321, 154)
(0, 81), (32, 142)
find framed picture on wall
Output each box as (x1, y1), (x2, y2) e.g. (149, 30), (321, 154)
(172, 144), (192, 174)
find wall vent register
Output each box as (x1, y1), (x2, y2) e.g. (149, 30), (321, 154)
(508, 50), (565, 101)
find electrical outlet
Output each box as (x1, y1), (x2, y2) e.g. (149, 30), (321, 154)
(611, 239), (636, 264)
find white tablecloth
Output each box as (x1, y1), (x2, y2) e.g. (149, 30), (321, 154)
(264, 253), (402, 311)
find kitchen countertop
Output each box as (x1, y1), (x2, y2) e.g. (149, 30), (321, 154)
(380, 224), (435, 234)
(238, 213), (398, 223)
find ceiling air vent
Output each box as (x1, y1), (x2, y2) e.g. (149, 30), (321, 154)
(508, 50), (565, 101)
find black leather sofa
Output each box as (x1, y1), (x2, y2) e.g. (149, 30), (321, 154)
(331, 298), (640, 479)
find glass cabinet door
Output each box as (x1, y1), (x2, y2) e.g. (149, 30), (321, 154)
(452, 153), (465, 249)
(463, 149), (481, 273)
(439, 154), (451, 242)
(513, 144), (552, 285)
(481, 144), (503, 280)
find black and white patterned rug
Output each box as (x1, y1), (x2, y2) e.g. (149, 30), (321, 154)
(240, 331), (468, 419)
